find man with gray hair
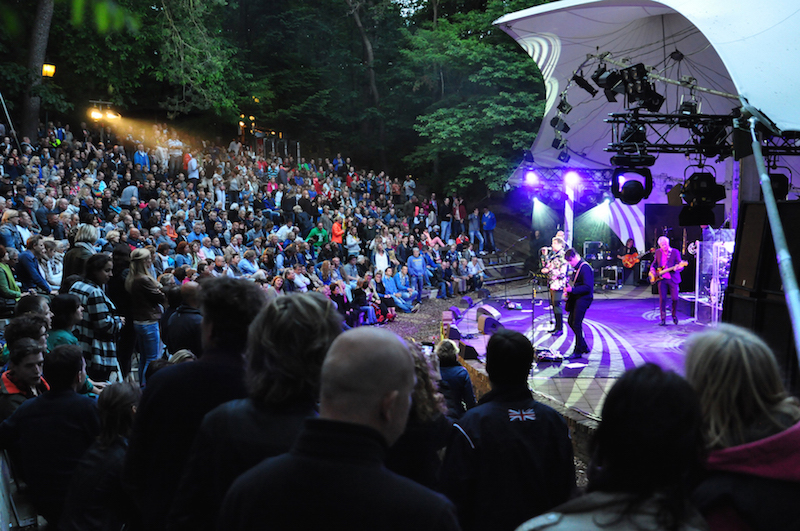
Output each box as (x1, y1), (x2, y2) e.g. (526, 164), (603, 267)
(221, 328), (460, 531)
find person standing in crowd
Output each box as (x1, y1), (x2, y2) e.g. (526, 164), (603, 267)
(62, 224), (98, 285)
(481, 206), (496, 254)
(440, 330), (574, 531)
(685, 324), (800, 530)
(126, 248), (166, 386)
(517, 363), (706, 531)
(467, 207), (484, 254)
(124, 277), (265, 531)
(564, 248), (593, 359)
(168, 293), (343, 531)
(220, 327), (460, 531)
(59, 381), (141, 531)
(0, 345), (99, 528)
(70, 254), (125, 381)
(0, 337), (47, 423)
(540, 237), (567, 337)
(435, 339), (476, 421)
(650, 236), (685, 326)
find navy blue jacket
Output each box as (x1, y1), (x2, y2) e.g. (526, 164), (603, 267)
(18, 249), (52, 293)
(440, 385), (575, 531)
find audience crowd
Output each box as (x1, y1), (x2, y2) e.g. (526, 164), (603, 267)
(0, 120), (796, 531)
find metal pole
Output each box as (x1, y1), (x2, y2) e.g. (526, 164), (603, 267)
(0, 89), (22, 153)
(297, 141), (300, 162)
(749, 117), (800, 360)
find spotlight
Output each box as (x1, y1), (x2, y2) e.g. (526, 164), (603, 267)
(557, 98), (573, 115)
(558, 150), (571, 163)
(601, 190), (615, 204)
(522, 150), (535, 165)
(591, 66), (624, 102)
(572, 73), (598, 98)
(621, 123), (647, 147)
(551, 133), (566, 151)
(611, 168), (653, 205)
(681, 172), (726, 207)
(621, 63), (665, 112)
(550, 116), (570, 134)
(679, 172), (726, 225)
(678, 100), (699, 128)
(610, 153), (656, 167)
(564, 171), (580, 187)
(524, 170), (539, 186)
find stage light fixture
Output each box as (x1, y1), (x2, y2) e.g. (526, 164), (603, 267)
(621, 123), (647, 147)
(678, 100), (699, 128)
(679, 171), (726, 225)
(611, 167), (653, 205)
(610, 153), (656, 167)
(591, 66), (625, 102)
(558, 150), (571, 163)
(551, 133), (567, 151)
(524, 170), (539, 186)
(550, 116), (570, 134)
(572, 73), (598, 98)
(564, 171), (581, 187)
(601, 190), (615, 204)
(621, 63), (665, 112)
(557, 98), (573, 115)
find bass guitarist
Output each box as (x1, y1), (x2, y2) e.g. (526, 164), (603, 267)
(564, 248), (593, 359)
(650, 236), (685, 326)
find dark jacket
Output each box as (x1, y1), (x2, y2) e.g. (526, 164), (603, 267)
(565, 260), (594, 312)
(123, 348), (248, 531)
(62, 243), (95, 284)
(0, 389), (100, 526)
(128, 276), (165, 322)
(167, 398), (317, 531)
(60, 437), (135, 531)
(164, 305), (203, 357)
(440, 385), (575, 531)
(439, 364), (477, 420)
(220, 419), (461, 531)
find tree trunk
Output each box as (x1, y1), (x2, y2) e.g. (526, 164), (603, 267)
(20, 0), (55, 142)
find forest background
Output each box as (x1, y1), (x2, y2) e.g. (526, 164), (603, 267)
(1, 0), (550, 195)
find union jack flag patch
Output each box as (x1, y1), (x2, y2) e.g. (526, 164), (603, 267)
(508, 408), (536, 421)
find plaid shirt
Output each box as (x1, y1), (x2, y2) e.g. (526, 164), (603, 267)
(69, 280), (123, 371)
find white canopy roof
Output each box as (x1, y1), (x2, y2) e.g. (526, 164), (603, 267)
(495, 0), (800, 172)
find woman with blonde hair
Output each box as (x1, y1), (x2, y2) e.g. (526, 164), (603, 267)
(685, 324), (800, 530)
(63, 223), (98, 282)
(126, 248), (166, 386)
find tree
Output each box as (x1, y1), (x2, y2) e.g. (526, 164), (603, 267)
(401, 0), (547, 192)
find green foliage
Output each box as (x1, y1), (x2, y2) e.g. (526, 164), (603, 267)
(401, 0), (547, 192)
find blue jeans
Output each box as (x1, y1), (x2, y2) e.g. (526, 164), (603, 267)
(470, 230), (484, 252)
(135, 321), (162, 386)
(410, 275), (424, 304)
(484, 230), (495, 252)
(360, 305), (377, 325)
(391, 294), (413, 312)
(440, 221), (451, 244)
(438, 281), (453, 298)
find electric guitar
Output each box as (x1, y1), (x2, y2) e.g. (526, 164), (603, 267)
(648, 261), (688, 284)
(621, 252), (639, 268)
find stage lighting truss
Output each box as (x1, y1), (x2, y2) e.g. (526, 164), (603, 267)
(519, 168), (614, 190)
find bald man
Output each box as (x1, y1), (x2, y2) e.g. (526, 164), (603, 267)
(164, 282), (203, 358)
(220, 328), (461, 531)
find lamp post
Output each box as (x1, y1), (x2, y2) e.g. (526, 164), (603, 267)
(88, 100), (120, 144)
(41, 64), (55, 130)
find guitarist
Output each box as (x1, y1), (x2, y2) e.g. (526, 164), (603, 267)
(650, 236), (684, 326)
(564, 248), (593, 359)
(540, 237), (568, 336)
(616, 238), (638, 285)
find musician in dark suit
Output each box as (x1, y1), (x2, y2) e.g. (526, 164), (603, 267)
(650, 236), (684, 326)
(564, 248), (593, 360)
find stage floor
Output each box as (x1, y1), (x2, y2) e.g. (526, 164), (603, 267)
(456, 285), (706, 419)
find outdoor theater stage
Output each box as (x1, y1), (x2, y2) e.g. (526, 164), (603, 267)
(453, 285), (706, 422)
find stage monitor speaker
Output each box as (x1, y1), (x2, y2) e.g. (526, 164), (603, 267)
(730, 203), (767, 291)
(460, 296), (474, 308)
(448, 327), (462, 341)
(459, 341), (479, 360)
(477, 315), (504, 335)
(448, 306), (462, 320)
